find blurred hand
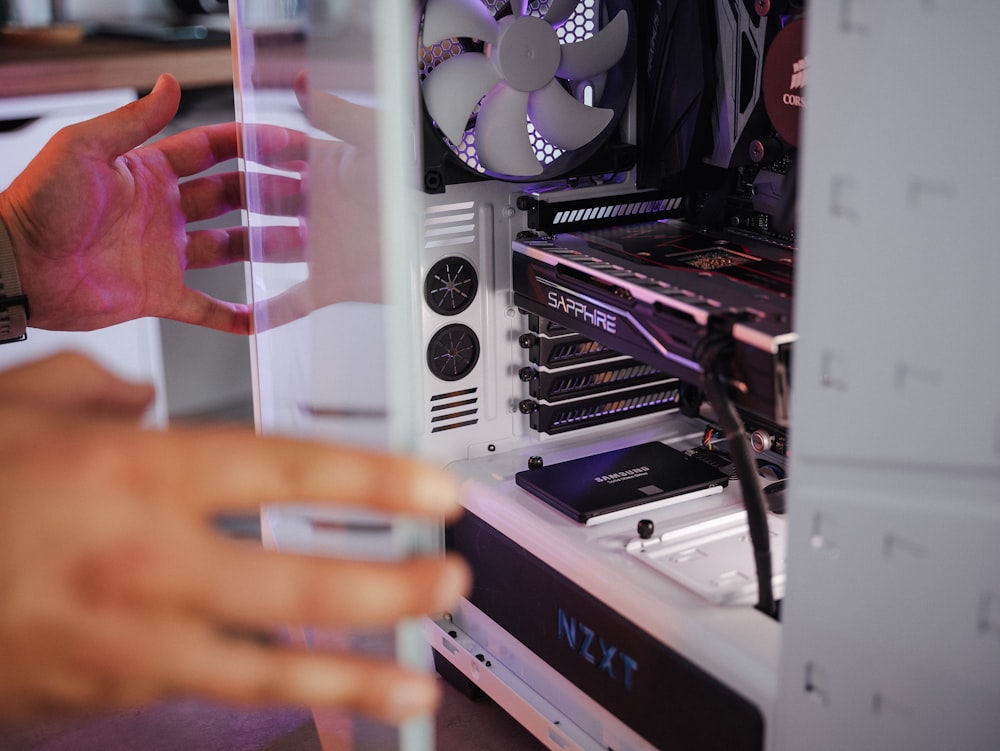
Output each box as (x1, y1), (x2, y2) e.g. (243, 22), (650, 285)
(0, 354), (469, 724)
(0, 74), (300, 334)
(0, 350), (155, 417)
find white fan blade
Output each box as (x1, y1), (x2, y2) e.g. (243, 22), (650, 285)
(474, 83), (543, 177)
(424, 52), (501, 145)
(556, 9), (629, 80)
(422, 0), (498, 45)
(543, 0), (580, 26)
(512, 0), (530, 17)
(529, 79), (614, 150)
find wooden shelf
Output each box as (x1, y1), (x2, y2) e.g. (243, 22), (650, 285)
(0, 37), (234, 98)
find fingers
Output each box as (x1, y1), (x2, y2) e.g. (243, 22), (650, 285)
(48, 609), (443, 724)
(162, 624), (442, 724)
(179, 171), (244, 221)
(244, 172), (307, 217)
(191, 545), (470, 631)
(180, 171), (305, 222)
(155, 121), (241, 178)
(251, 280), (318, 331)
(162, 290), (252, 334)
(0, 352), (154, 417)
(157, 122), (310, 179)
(185, 225), (306, 268)
(185, 227), (248, 267)
(241, 122), (311, 166)
(149, 427), (464, 519)
(84, 519), (468, 637)
(83, 74), (182, 160)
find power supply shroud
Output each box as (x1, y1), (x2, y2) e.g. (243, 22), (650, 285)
(448, 509), (764, 750)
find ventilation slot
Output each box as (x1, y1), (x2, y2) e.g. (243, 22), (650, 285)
(532, 360), (671, 402)
(529, 334), (619, 369)
(429, 387), (479, 433)
(526, 192), (685, 233)
(424, 201), (477, 250)
(526, 385), (681, 435)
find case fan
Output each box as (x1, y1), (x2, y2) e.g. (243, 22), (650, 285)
(420, 0), (634, 181)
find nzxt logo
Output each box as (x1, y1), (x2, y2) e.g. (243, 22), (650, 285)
(557, 608), (638, 691)
(546, 291), (618, 334)
(783, 57), (807, 107)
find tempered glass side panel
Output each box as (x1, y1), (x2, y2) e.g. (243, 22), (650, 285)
(232, 2), (435, 749)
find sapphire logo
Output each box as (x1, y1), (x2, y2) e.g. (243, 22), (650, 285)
(557, 608), (638, 691)
(546, 290), (618, 335)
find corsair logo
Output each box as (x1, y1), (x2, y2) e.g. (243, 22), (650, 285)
(594, 466), (651, 484)
(557, 608), (639, 691)
(783, 57), (807, 107)
(789, 57), (806, 90)
(546, 291), (618, 334)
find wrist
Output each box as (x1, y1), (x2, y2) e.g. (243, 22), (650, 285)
(0, 214), (29, 343)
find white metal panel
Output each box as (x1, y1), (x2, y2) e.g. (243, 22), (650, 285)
(776, 4), (1000, 750)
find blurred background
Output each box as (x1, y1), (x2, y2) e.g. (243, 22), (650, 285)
(0, 0), (253, 424)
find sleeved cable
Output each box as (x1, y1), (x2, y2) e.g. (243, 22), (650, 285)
(697, 335), (777, 617)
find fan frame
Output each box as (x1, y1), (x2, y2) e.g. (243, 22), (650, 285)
(418, 0), (638, 190)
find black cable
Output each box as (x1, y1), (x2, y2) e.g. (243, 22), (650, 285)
(697, 336), (777, 617)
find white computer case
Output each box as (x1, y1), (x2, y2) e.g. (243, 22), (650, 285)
(233, 1), (1000, 750)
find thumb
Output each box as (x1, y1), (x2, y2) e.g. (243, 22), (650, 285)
(88, 74), (182, 158)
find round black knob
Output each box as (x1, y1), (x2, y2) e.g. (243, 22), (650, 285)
(527, 456), (544, 470)
(518, 333), (537, 349)
(637, 519), (655, 540)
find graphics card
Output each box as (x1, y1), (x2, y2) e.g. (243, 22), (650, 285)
(512, 220), (796, 426)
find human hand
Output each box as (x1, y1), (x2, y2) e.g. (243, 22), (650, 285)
(0, 356), (468, 724)
(0, 350), (154, 418)
(0, 74), (303, 334)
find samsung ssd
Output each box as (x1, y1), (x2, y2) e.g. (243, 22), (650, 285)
(515, 441), (729, 525)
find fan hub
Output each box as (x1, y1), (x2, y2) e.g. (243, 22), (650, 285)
(491, 15), (561, 93)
